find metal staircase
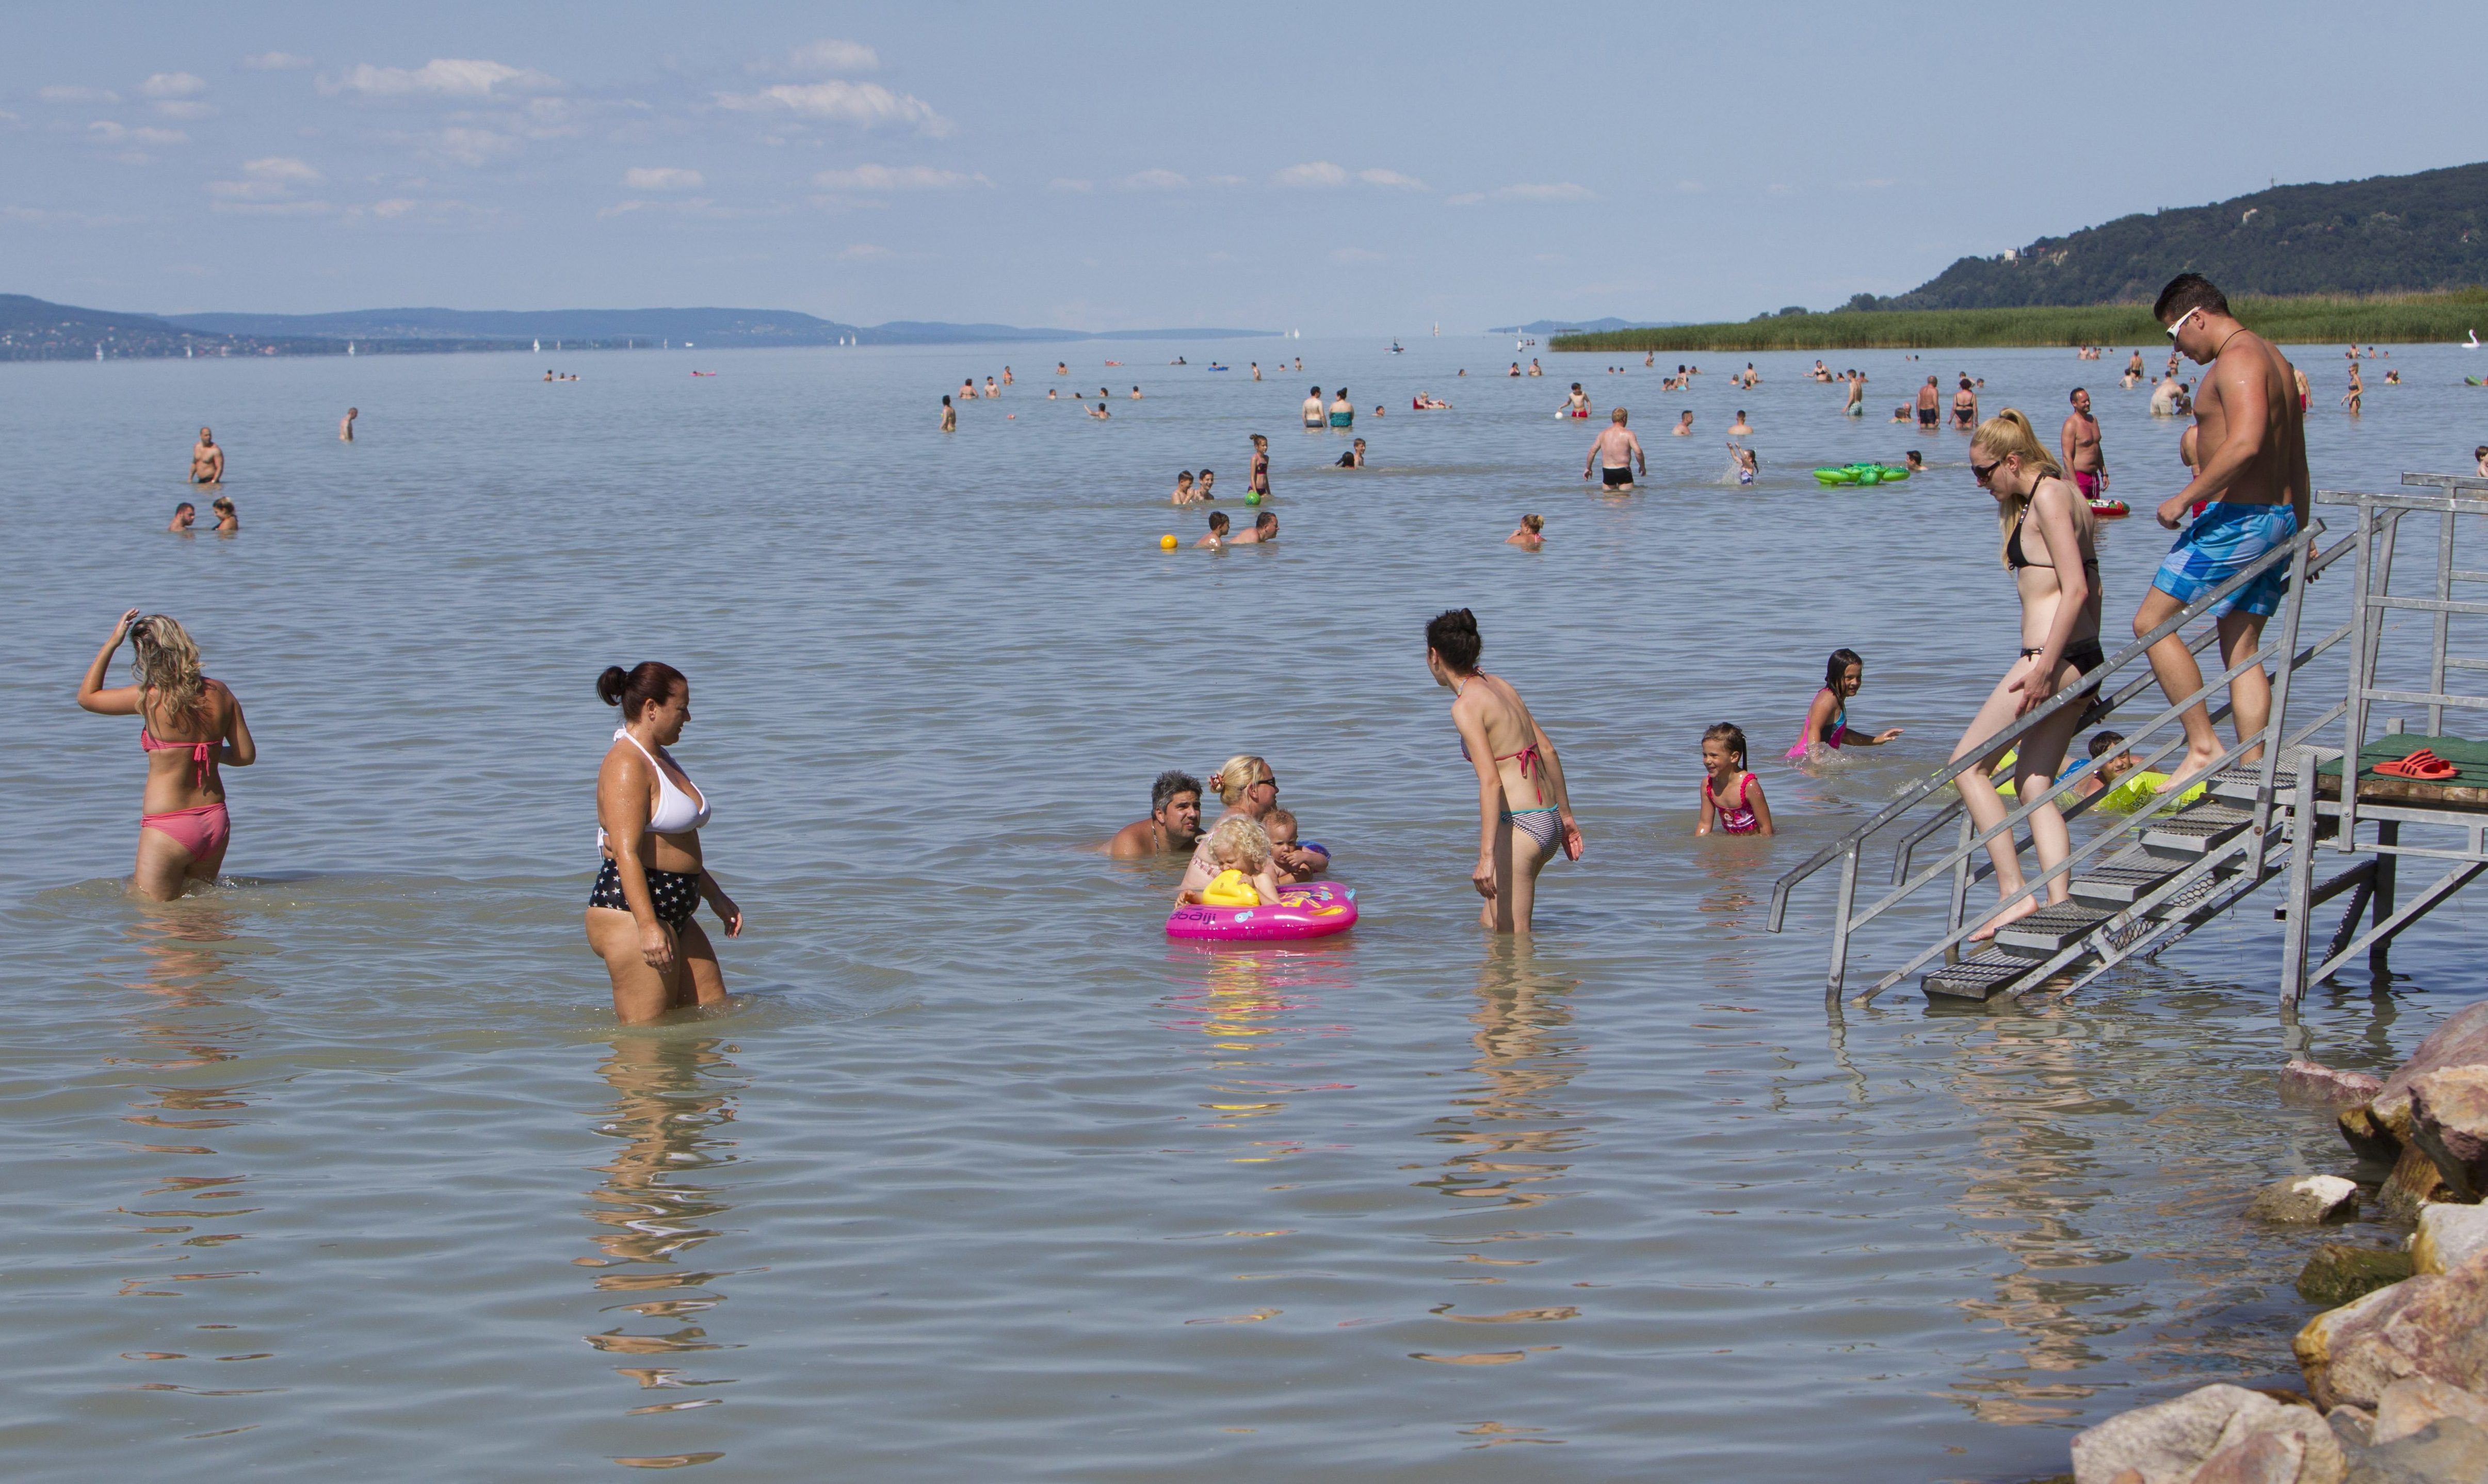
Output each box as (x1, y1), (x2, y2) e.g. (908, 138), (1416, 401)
(1769, 508), (2357, 1007)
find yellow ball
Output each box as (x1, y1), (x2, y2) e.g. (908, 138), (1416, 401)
(1159, 534), (1178, 550)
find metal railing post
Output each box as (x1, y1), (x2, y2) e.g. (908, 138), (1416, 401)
(2279, 749), (2320, 1012)
(1825, 842), (1861, 998)
(2340, 499), (2376, 852)
(2430, 508), (2455, 737)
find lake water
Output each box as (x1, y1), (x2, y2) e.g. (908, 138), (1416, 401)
(5, 336), (2480, 1481)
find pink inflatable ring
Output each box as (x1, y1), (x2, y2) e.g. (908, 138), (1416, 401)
(1166, 881), (1358, 942)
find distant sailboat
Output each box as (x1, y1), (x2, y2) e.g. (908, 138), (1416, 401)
(96, 344), (105, 361)
(533, 338), (541, 352)
(347, 341), (356, 356)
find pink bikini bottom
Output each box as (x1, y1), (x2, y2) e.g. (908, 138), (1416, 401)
(141, 801), (231, 861)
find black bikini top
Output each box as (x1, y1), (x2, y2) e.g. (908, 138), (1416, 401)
(2008, 502), (2101, 575)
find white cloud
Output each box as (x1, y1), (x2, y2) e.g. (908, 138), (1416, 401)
(1330, 247), (1385, 263)
(716, 80), (942, 132)
(812, 163), (986, 191)
(1496, 182), (1593, 202)
(41, 86), (119, 103)
(155, 100), (218, 120)
(1273, 160), (1348, 188)
(1445, 192), (1484, 206)
(1048, 178), (1093, 192)
(141, 72), (208, 99)
(322, 59), (558, 99)
(1357, 168), (1428, 191)
(89, 121), (188, 145)
(208, 155), (320, 200)
(430, 127), (520, 166)
(784, 39), (879, 73)
(241, 52), (315, 71)
(1117, 168), (1188, 191)
(838, 243), (893, 260)
(624, 166), (703, 191)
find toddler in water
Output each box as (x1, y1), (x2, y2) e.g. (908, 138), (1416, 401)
(1697, 723), (1773, 836)
(1787, 648), (1903, 762)
(1507, 513), (1545, 550)
(1263, 806), (1331, 883)
(1195, 510), (1231, 549)
(1171, 471), (1200, 504)
(1181, 815), (1287, 906)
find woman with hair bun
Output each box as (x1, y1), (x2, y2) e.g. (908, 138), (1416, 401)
(586, 661), (744, 1023)
(1425, 608), (1582, 932)
(1174, 752), (1330, 899)
(1954, 408), (2103, 939)
(75, 609), (255, 899)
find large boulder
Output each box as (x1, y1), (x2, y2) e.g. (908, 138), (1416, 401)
(2070, 1383), (2343, 1484)
(2411, 1203), (2488, 1277)
(2368, 1002), (2488, 1143)
(2249, 1175), (2362, 1225)
(2293, 1253), (2488, 1410)
(2341, 1377), (2488, 1482)
(2282, 1060), (2385, 1106)
(2405, 1066), (2488, 1202)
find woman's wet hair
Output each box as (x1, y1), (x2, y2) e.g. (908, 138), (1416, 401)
(212, 496), (235, 513)
(1824, 648), (1864, 691)
(1522, 513), (1544, 533)
(1151, 769), (1202, 816)
(1212, 754), (1272, 808)
(597, 660), (686, 721)
(1205, 813), (1273, 872)
(1702, 722), (1750, 769)
(129, 614), (206, 724)
(1427, 608), (1482, 672)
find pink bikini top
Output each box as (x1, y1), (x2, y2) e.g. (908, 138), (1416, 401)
(141, 724), (216, 789)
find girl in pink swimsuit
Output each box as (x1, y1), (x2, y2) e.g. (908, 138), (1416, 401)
(1698, 724), (1774, 836)
(75, 610), (255, 900)
(1786, 648), (1904, 763)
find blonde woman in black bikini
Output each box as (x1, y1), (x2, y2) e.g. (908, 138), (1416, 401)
(75, 609), (256, 900)
(1426, 609), (1582, 932)
(1952, 410), (2104, 940)
(586, 661), (745, 1023)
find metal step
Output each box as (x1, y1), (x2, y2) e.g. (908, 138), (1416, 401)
(1993, 901), (2117, 958)
(2071, 864), (2180, 908)
(1922, 949), (2047, 1002)
(2142, 802), (2255, 860)
(2206, 766), (2297, 805)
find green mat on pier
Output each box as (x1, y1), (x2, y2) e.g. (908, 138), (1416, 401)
(2313, 733), (2488, 787)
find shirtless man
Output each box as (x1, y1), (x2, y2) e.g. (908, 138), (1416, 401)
(1226, 510), (1279, 545)
(1844, 370), (1866, 417)
(339, 407), (358, 442)
(1105, 770), (1204, 857)
(1584, 408), (1646, 490)
(2150, 369), (2184, 416)
(2126, 350), (2146, 383)
(168, 502), (196, 533)
(189, 427), (223, 485)
(1915, 376), (1940, 433)
(1527, 359), (1542, 377)
(1672, 410), (1694, 437)
(1302, 386), (1325, 428)
(1056, 362), (1068, 376)
(2060, 388), (2107, 501)
(2135, 272), (2312, 787)
(1727, 410), (1752, 435)
(984, 377), (999, 398)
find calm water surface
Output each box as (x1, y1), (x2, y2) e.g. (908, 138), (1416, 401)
(4, 338), (2481, 1480)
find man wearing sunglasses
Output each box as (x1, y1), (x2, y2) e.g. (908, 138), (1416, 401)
(2132, 272), (2311, 791)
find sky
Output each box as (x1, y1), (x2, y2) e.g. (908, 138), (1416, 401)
(7, 1), (2487, 335)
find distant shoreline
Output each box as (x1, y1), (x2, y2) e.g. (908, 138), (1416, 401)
(1551, 289), (2488, 353)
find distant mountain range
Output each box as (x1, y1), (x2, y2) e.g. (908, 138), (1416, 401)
(0, 294), (1279, 361)
(1489, 317), (1686, 335)
(1843, 160), (2488, 313)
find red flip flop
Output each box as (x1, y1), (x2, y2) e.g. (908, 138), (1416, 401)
(2375, 748), (2458, 781)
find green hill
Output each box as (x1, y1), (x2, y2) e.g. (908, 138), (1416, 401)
(1848, 161), (2488, 312)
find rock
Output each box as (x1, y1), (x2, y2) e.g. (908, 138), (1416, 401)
(2377, 1145), (2448, 1221)
(2339, 1416), (2488, 1484)
(2249, 1175), (2363, 1225)
(2071, 1383), (2342, 1484)
(2406, 1066), (2488, 1201)
(2369, 1003), (2488, 1143)
(2338, 1104), (2400, 1166)
(2327, 1406), (2375, 1452)
(2298, 1245), (2417, 1308)
(2412, 1203), (2488, 1277)
(2294, 1253), (2488, 1411)
(2369, 1376), (2488, 1446)
(2284, 1059), (2386, 1106)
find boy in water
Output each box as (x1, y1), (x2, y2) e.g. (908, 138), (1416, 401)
(1195, 510), (1231, 549)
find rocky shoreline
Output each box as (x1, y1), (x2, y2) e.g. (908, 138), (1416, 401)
(2053, 1003), (2488, 1483)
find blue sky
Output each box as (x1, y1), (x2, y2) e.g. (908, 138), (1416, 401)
(7, 1), (2485, 333)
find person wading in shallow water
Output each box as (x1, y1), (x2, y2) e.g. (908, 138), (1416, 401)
(584, 661), (745, 1024)
(1106, 770), (1204, 857)
(1426, 608), (1582, 932)
(76, 609), (256, 900)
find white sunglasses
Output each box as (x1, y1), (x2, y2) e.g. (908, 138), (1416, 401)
(2165, 305), (2203, 340)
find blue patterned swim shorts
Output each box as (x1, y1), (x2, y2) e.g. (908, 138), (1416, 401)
(2152, 502), (2298, 618)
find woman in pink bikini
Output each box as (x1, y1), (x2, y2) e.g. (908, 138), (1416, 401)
(76, 609), (255, 900)
(1426, 608), (1583, 932)
(1786, 648), (1903, 763)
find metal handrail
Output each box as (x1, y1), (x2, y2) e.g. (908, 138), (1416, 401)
(1768, 519), (2331, 931)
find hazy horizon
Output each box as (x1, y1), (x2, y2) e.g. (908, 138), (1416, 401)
(8, 1), (2486, 334)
